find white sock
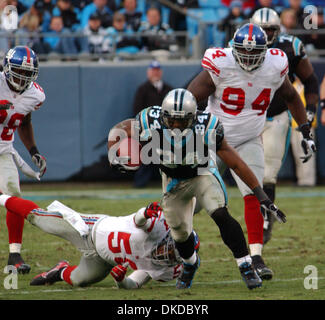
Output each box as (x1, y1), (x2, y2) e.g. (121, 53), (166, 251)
(183, 252), (197, 265)
(249, 243), (263, 257)
(9, 243), (21, 254)
(236, 255), (252, 267)
(0, 194), (11, 207)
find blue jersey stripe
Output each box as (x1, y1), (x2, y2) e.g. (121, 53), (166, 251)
(204, 115), (217, 145)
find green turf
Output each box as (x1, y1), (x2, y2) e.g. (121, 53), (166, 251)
(0, 183), (324, 300)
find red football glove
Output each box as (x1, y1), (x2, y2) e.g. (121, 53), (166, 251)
(110, 263), (128, 282)
(144, 201), (162, 219)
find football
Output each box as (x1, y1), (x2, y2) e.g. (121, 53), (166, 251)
(117, 137), (141, 167)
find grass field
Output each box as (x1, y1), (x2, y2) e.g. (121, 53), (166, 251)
(0, 182), (324, 301)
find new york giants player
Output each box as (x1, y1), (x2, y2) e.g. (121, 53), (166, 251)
(108, 88), (287, 290)
(251, 8), (319, 244)
(0, 46), (47, 274)
(187, 23), (316, 280)
(0, 194), (198, 289)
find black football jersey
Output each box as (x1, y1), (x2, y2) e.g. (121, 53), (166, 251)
(267, 34), (307, 118)
(135, 106), (224, 179)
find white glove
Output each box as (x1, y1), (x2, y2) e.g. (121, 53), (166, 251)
(31, 153), (47, 177)
(12, 150), (40, 180)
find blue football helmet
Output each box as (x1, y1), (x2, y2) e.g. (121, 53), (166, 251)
(3, 46), (39, 92)
(232, 23), (268, 72)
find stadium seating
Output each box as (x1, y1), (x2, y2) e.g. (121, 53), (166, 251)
(198, 0), (223, 8)
(186, 7), (229, 51)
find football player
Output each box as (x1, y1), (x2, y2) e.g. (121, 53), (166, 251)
(108, 88), (287, 290)
(251, 8), (319, 244)
(0, 46), (47, 274)
(0, 194), (200, 289)
(187, 23), (316, 280)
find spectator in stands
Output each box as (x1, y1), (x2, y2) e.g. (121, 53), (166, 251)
(249, 0), (279, 16)
(219, 0), (248, 45)
(16, 4), (51, 56)
(222, 0), (255, 13)
(52, 0), (80, 31)
(139, 7), (178, 58)
(168, 0), (198, 32)
(288, 0), (305, 28)
(71, 0), (92, 11)
(104, 12), (141, 54)
(80, 0), (116, 28)
(6, 0), (28, 15)
(0, 0), (12, 56)
(34, 0), (55, 32)
(280, 8), (298, 32)
(132, 60), (173, 188)
(44, 15), (79, 55)
(304, 7), (325, 55)
(119, 0), (142, 31)
(79, 11), (107, 54)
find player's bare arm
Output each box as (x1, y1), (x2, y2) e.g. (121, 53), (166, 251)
(320, 75), (325, 126)
(18, 113), (47, 177)
(296, 58), (319, 107)
(277, 75), (308, 126)
(17, 113), (36, 151)
(295, 58), (319, 125)
(187, 70), (216, 102)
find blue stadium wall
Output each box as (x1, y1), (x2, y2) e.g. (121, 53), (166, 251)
(13, 60), (325, 183)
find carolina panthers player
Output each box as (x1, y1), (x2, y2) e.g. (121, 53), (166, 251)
(0, 193), (199, 289)
(251, 8), (319, 244)
(0, 46), (47, 274)
(187, 23), (316, 280)
(108, 88), (287, 290)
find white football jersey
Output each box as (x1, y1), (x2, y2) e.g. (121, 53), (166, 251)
(0, 72), (45, 154)
(202, 47), (289, 147)
(93, 208), (182, 282)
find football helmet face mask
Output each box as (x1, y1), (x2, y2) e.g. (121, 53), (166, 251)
(3, 46), (39, 92)
(151, 231), (182, 267)
(251, 8), (281, 46)
(151, 230), (200, 267)
(161, 89), (197, 132)
(232, 23), (268, 72)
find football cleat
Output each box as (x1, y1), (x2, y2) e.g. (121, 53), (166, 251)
(30, 260), (69, 286)
(176, 255), (200, 289)
(252, 255), (274, 280)
(7, 253), (31, 274)
(239, 262), (262, 290)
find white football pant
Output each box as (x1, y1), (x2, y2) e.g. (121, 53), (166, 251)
(291, 127), (316, 186)
(0, 153), (21, 196)
(262, 111), (291, 185)
(161, 171), (227, 242)
(27, 211), (113, 286)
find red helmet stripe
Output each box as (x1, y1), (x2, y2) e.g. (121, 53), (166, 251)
(25, 46), (31, 63)
(248, 23), (254, 41)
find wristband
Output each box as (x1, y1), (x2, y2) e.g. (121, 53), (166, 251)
(320, 99), (325, 110)
(298, 123), (311, 139)
(29, 146), (39, 156)
(252, 186), (269, 203)
(306, 104), (316, 113)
